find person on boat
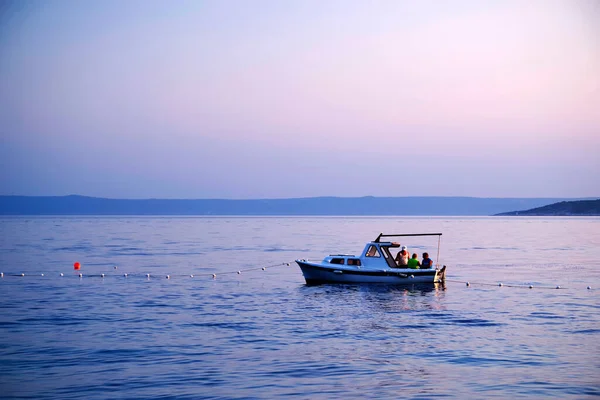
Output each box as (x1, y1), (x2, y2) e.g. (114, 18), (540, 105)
(395, 246), (409, 266)
(421, 252), (433, 269)
(407, 253), (421, 269)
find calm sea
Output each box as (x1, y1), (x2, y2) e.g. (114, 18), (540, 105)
(0, 216), (599, 399)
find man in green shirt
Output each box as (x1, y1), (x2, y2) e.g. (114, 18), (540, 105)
(407, 253), (421, 269)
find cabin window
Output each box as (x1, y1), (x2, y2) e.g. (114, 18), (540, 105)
(365, 245), (380, 257)
(330, 258), (345, 264)
(347, 258), (362, 266)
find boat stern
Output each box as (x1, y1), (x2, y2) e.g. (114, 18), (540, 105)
(434, 265), (447, 283)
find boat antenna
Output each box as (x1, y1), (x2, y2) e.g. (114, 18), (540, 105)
(436, 234), (441, 267)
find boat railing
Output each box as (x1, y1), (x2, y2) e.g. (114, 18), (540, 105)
(374, 233), (442, 242)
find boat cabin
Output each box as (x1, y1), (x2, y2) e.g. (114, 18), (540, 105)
(321, 233), (442, 270)
(322, 241), (400, 268)
(362, 241), (400, 268)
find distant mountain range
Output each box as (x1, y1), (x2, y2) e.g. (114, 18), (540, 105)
(0, 195), (592, 216)
(496, 199), (600, 216)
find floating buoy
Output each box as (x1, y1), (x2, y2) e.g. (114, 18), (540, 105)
(41, 273), (44, 277)
(466, 282), (470, 287)
(498, 283), (503, 287)
(21, 273), (25, 277)
(529, 285), (533, 289)
(588, 286), (592, 290)
(556, 285), (561, 289)
(212, 274), (216, 279)
(73, 262), (80, 270)
(114, 266), (118, 270)
(410, 275), (414, 278)
(124, 273), (128, 277)
(101, 273), (105, 278)
(146, 274), (150, 278)
(78, 273), (83, 278)
(190, 274), (194, 278)
(262, 267), (266, 270)
(60, 273), (64, 277)
(286, 263), (290, 266)
(237, 271), (241, 274)
(166, 275), (170, 279)
(1, 272), (3, 278)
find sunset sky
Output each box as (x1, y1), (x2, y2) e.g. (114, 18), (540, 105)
(1, 0), (598, 199)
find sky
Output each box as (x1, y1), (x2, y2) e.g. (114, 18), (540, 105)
(0, 0), (598, 199)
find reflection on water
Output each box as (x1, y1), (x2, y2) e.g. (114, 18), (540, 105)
(299, 282), (447, 313)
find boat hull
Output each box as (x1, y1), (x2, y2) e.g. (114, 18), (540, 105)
(296, 260), (446, 285)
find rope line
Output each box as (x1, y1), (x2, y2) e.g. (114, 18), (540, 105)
(0, 261), (296, 280)
(445, 278), (593, 290)
(1, 265), (594, 290)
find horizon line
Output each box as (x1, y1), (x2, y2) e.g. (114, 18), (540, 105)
(1, 194), (598, 201)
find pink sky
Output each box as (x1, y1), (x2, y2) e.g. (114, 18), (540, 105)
(1, 0), (598, 198)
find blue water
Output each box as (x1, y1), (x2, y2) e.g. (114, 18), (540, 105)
(1, 216), (599, 399)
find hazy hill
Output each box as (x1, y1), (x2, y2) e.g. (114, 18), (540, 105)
(496, 199), (600, 216)
(0, 195), (582, 216)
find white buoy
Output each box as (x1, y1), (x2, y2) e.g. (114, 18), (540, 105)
(587, 286), (592, 290)
(79, 273), (83, 278)
(529, 285), (533, 289)
(237, 271), (241, 274)
(146, 274), (150, 278)
(498, 283), (503, 287)
(41, 273), (44, 277)
(21, 273), (25, 277)
(190, 274), (194, 278)
(1, 272), (3, 278)
(556, 285), (561, 289)
(466, 282), (470, 287)
(60, 273), (64, 277)
(286, 263), (290, 266)
(166, 275), (170, 279)
(114, 266), (118, 270)
(410, 275), (414, 278)
(212, 274), (216, 279)
(262, 267), (266, 270)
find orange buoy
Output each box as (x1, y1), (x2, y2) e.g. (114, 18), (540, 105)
(74, 262), (81, 270)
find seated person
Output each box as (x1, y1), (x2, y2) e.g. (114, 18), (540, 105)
(421, 252), (433, 269)
(395, 246), (409, 266)
(407, 253), (421, 269)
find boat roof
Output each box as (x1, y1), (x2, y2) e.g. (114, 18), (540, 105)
(372, 241), (399, 247)
(374, 233), (442, 242)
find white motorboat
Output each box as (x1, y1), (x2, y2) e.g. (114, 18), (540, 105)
(295, 233), (447, 285)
